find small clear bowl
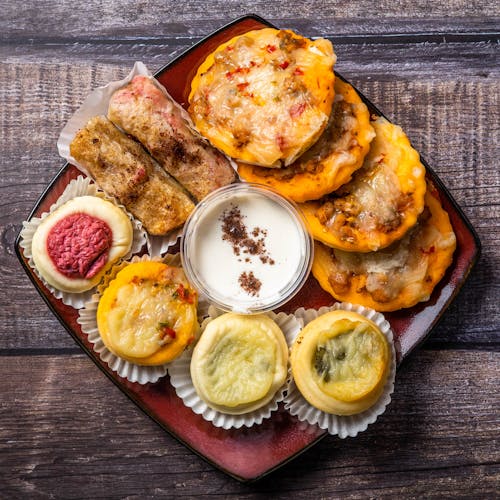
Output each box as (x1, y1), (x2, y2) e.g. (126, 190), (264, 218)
(181, 183), (313, 314)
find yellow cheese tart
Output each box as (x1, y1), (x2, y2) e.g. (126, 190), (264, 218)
(189, 28), (336, 168)
(97, 261), (198, 365)
(291, 310), (391, 415)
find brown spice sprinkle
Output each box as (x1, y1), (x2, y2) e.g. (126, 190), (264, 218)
(238, 271), (262, 296)
(220, 203), (275, 295)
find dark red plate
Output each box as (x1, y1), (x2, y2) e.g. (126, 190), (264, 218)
(15, 14), (481, 482)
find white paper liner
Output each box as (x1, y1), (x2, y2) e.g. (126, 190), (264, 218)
(284, 302), (396, 439)
(77, 253), (209, 384)
(56, 61), (237, 257)
(169, 306), (302, 429)
(18, 175), (147, 309)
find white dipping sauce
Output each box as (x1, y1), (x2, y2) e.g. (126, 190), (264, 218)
(182, 184), (311, 313)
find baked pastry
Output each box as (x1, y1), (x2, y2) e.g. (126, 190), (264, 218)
(70, 116), (195, 235)
(291, 309), (391, 415)
(189, 28), (336, 167)
(108, 75), (236, 201)
(300, 116), (427, 252)
(190, 313), (288, 414)
(97, 261), (198, 365)
(31, 196), (133, 293)
(312, 185), (457, 311)
(238, 78), (375, 202)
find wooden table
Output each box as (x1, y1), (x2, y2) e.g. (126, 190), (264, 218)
(2, 1), (499, 497)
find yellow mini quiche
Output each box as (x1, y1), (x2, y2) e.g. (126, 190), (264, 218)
(312, 186), (457, 311)
(291, 310), (391, 415)
(97, 261), (198, 366)
(190, 313), (289, 415)
(189, 28), (336, 168)
(301, 116), (427, 252)
(31, 196), (133, 293)
(238, 78), (375, 202)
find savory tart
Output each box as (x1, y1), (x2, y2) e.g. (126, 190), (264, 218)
(70, 116), (195, 235)
(97, 261), (198, 366)
(189, 28), (336, 168)
(291, 309), (391, 415)
(300, 116), (427, 252)
(31, 196), (133, 293)
(108, 75), (236, 202)
(190, 313), (289, 415)
(238, 78), (375, 202)
(312, 186), (457, 311)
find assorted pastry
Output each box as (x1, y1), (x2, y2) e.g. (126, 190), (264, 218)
(190, 313), (289, 415)
(290, 309), (391, 416)
(21, 25), (459, 431)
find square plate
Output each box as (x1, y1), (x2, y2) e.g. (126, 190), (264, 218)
(15, 14), (481, 482)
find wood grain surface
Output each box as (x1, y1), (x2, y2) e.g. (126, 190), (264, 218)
(1, 1), (499, 497)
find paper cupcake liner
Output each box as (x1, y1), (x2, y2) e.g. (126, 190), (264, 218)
(19, 175), (147, 309)
(77, 253), (209, 384)
(169, 307), (302, 429)
(284, 302), (396, 438)
(57, 61), (237, 257)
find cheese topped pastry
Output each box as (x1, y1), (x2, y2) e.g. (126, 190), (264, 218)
(189, 28), (336, 168)
(301, 117), (427, 252)
(190, 313), (288, 415)
(97, 261), (198, 365)
(291, 310), (391, 415)
(312, 186), (457, 311)
(238, 78), (375, 202)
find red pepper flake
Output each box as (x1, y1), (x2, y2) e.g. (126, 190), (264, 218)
(289, 102), (306, 118)
(226, 71), (234, 79)
(293, 67), (304, 76)
(237, 82), (249, 92)
(279, 60), (290, 70)
(158, 323), (177, 341)
(175, 283), (194, 304)
(420, 246), (436, 255)
(276, 134), (286, 151)
(266, 44), (277, 53)
(226, 45), (233, 51)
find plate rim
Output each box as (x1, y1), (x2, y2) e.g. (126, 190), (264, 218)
(14, 13), (482, 482)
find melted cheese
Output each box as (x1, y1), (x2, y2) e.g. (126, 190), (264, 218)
(189, 28), (336, 167)
(312, 188), (457, 311)
(301, 117), (427, 252)
(97, 261), (198, 365)
(238, 78), (375, 202)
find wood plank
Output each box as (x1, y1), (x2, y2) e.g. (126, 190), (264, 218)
(1, 1), (499, 40)
(1, 50), (497, 349)
(1, 351), (498, 496)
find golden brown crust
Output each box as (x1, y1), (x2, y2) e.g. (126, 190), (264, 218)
(300, 117), (427, 252)
(238, 79), (375, 202)
(189, 28), (336, 167)
(70, 116), (194, 235)
(312, 186), (457, 311)
(108, 75), (236, 202)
